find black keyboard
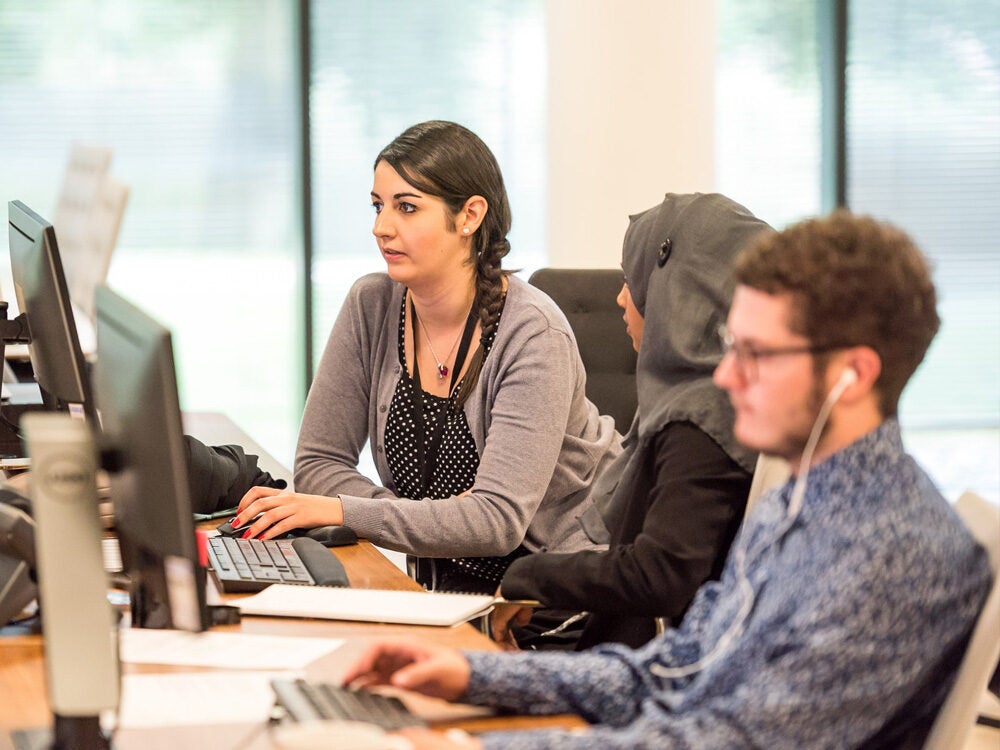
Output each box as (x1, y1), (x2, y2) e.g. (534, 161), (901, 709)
(271, 678), (425, 731)
(208, 535), (349, 593)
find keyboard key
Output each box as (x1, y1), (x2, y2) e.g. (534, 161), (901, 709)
(251, 540), (273, 566)
(271, 679), (425, 730)
(268, 545), (289, 567)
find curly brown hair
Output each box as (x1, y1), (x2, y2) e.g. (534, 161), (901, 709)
(734, 210), (940, 417)
(376, 121), (512, 408)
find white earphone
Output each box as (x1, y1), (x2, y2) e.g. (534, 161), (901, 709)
(650, 363), (859, 684)
(827, 367), (857, 404)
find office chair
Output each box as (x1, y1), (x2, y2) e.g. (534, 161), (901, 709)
(923, 490), (1000, 750)
(528, 268), (637, 432)
(745, 454), (791, 517)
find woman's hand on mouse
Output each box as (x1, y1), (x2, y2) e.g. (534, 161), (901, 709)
(232, 487), (344, 540)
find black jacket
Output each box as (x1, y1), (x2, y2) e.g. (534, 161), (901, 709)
(501, 420), (751, 649)
(184, 436), (286, 515)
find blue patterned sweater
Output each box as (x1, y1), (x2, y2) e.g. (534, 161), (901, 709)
(464, 420), (992, 749)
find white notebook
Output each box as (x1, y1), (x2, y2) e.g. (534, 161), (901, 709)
(235, 584), (495, 627)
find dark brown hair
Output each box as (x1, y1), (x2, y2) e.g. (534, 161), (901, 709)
(734, 209), (940, 417)
(376, 121), (511, 407)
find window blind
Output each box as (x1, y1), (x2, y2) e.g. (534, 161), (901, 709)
(307, 0), (547, 362)
(0, 1), (302, 464)
(847, 0), (1000, 428)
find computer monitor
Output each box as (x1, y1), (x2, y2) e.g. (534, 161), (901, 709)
(93, 284), (209, 631)
(6, 200), (97, 425)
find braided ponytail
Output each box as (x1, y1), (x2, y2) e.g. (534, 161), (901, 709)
(376, 121), (512, 407)
(455, 232), (510, 407)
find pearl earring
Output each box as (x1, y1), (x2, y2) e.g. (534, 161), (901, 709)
(462, 227), (471, 235)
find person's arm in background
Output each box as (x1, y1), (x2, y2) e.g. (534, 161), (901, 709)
(239, 284), (618, 551)
(294, 274), (400, 501)
(329, 318), (583, 557)
(233, 276), (400, 538)
(253, 280), (606, 556)
(499, 422), (750, 619)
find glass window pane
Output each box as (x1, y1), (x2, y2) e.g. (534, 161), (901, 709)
(715, 0), (823, 228)
(308, 0), (547, 364)
(0, 1), (301, 466)
(848, 0), (1000, 500)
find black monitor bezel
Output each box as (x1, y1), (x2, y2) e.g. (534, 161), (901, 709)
(7, 200), (97, 425)
(93, 285), (208, 631)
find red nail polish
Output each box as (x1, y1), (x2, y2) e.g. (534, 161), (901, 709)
(230, 516), (240, 529)
(242, 530), (252, 539)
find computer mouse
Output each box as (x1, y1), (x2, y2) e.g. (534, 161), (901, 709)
(215, 517), (240, 536)
(216, 515), (254, 537)
(271, 720), (409, 750)
(215, 514), (297, 540)
(305, 524), (359, 547)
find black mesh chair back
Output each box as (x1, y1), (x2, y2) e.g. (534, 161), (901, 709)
(528, 268), (637, 432)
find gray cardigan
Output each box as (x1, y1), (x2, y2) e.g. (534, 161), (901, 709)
(295, 273), (622, 558)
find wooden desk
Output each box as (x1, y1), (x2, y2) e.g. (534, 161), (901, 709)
(0, 539), (584, 747)
(0, 412), (585, 746)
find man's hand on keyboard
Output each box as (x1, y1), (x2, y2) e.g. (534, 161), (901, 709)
(342, 639), (471, 702)
(232, 487), (344, 540)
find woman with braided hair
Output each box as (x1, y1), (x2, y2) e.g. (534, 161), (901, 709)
(235, 121), (622, 593)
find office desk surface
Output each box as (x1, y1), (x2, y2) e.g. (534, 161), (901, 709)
(0, 411), (585, 745)
(0, 538), (585, 746)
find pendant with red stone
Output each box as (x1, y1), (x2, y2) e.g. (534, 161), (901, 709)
(437, 364), (448, 379)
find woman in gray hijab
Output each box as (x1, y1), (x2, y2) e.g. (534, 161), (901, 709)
(493, 193), (770, 650)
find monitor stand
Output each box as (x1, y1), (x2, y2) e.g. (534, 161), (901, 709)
(11, 717), (112, 750)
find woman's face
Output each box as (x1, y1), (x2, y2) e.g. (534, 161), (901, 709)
(371, 160), (469, 290)
(616, 283), (645, 352)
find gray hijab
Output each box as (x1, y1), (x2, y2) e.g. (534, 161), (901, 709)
(589, 193), (769, 532)
(625, 192), (769, 469)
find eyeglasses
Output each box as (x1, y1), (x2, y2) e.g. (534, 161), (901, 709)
(718, 325), (850, 383)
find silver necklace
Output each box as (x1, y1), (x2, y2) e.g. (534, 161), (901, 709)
(415, 307), (464, 380)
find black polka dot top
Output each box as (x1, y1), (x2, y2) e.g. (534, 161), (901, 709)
(385, 294), (524, 593)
